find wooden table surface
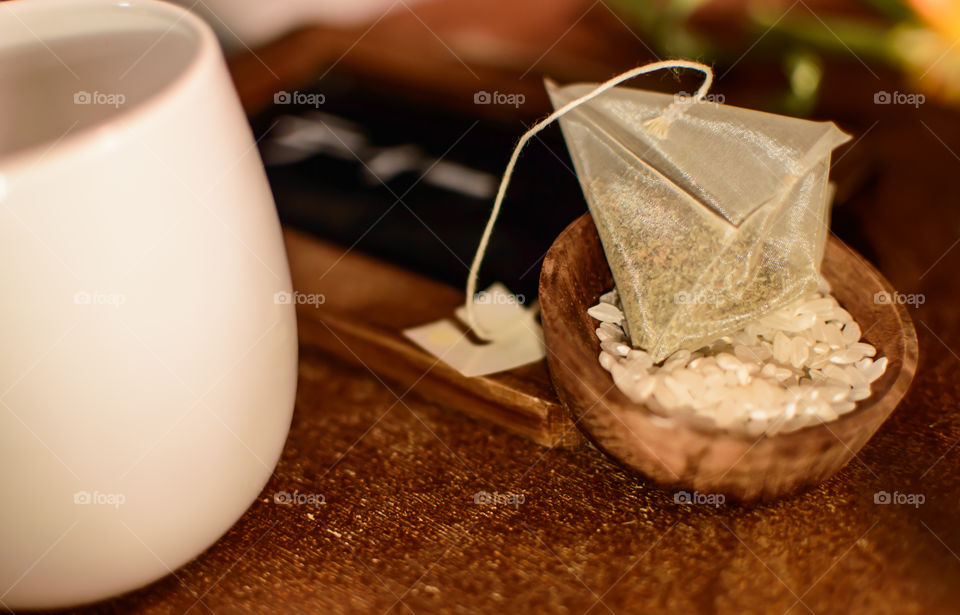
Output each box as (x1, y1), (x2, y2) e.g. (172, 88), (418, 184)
(49, 5), (960, 613)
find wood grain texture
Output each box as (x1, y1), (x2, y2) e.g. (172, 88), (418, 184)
(283, 229), (584, 449)
(540, 214), (919, 501)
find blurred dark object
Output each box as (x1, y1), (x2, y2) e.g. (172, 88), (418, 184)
(253, 91), (588, 301)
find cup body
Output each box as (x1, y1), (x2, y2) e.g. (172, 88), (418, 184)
(0, 0), (297, 608)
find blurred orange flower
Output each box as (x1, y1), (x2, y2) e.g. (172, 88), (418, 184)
(908, 0), (960, 41)
(894, 1), (960, 103)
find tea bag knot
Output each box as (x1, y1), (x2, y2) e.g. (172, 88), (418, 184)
(643, 99), (689, 139)
(465, 60), (715, 341)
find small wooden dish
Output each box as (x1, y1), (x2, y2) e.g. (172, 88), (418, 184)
(539, 214), (919, 502)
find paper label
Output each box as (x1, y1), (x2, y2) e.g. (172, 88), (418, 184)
(403, 284), (545, 377)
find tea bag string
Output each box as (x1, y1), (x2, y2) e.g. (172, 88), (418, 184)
(465, 60), (714, 341)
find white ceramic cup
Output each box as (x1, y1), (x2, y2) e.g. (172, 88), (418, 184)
(0, 0), (298, 608)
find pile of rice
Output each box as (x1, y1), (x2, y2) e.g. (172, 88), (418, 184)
(588, 278), (887, 436)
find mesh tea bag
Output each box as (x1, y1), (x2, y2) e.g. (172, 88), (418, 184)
(546, 76), (850, 361)
(436, 61), (851, 377)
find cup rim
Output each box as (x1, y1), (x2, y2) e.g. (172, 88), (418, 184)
(0, 0), (222, 173)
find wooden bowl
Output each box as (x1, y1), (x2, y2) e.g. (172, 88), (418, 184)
(539, 214), (919, 502)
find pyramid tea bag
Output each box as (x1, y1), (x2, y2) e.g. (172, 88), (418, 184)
(546, 79), (851, 361)
(412, 61), (851, 377)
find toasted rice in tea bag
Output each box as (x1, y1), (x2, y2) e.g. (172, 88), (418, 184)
(546, 80), (851, 362)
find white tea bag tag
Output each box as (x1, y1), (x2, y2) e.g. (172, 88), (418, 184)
(403, 283), (544, 377)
